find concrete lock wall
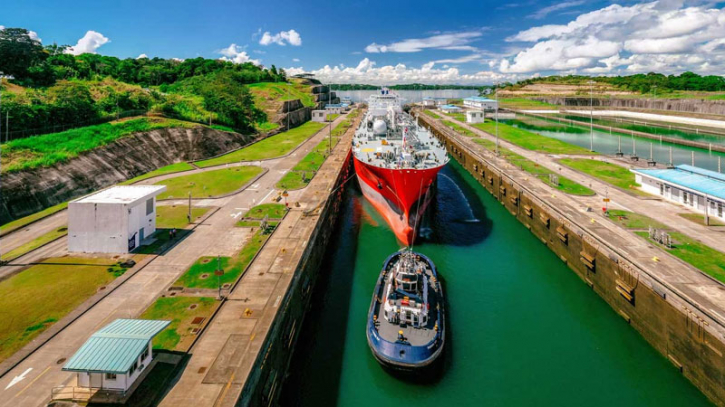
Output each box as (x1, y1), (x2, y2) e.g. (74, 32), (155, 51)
(68, 202), (129, 253)
(421, 116), (725, 406)
(236, 152), (354, 407)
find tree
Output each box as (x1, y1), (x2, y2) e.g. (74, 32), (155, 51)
(0, 28), (46, 78)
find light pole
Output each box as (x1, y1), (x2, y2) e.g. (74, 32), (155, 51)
(652, 85), (657, 100)
(588, 80), (594, 151)
(495, 82), (499, 156)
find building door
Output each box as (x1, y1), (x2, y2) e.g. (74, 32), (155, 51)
(139, 227), (145, 242)
(90, 373), (102, 388)
(660, 184), (664, 195)
(719, 203), (723, 218)
(684, 193), (688, 204)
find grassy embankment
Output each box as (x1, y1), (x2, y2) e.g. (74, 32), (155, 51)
(156, 206), (211, 229)
(0, 257), (135, 362)
(120, 162), (195, 185)
(139, 297), (218, 351)
(1, 117), (197, 173)
(247, 80), (317, 132)
(498, 97), (558, 110)
(0, 202), (68, 235)
(423, 110), (441, 119)
(472, 121), (597, 155)
(607, 209), (725, 283)
(276, 119), (352, 190)
(558, 158), (647, 196)
(473, 138), (594, 195)
(155, 166), (263, 200)
(194, 121), (325, 168)
(442, 120), (476, 137)
(173, 228), (270, 290)
(1, 227), (68, 262)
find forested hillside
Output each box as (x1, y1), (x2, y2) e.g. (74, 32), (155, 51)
(508, 72), (725, 94)
(0, 27), (289, 137)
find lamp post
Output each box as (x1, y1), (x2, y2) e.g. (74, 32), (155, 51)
(588, 80), (594, 151)
(495, 82), (499, 156)
(214, 255), (224, 300)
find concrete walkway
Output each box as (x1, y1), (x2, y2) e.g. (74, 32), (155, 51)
(0, 113), (351, 407)
(444, 114), (725, 254)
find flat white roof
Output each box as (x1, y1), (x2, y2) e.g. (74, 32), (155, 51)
(75, 185), (167, 205)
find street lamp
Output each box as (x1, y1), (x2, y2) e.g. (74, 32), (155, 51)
(495, 82), (499, 156)
(588, 80), (594, 152)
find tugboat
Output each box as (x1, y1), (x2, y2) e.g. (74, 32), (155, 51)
(366, 250), (445, 370)
(352, 89), (448, 245)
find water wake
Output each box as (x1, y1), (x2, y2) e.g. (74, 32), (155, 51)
(439, 173), (479, 222)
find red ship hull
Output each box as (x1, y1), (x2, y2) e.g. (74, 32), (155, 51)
(353, 157), (444, 245)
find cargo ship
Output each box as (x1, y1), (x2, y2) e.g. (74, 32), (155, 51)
(366, 249), (445, 370)
(352, 90), (448, 245)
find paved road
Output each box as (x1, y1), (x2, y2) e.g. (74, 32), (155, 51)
(0, 114), (349, 407)
(0, 212), (67, 255)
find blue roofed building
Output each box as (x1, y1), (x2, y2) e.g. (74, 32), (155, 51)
(59, 319), (170, 402)
(464, 96), (498, 111)
(631, 165), (725, 220)
(439, 104), (462, 112)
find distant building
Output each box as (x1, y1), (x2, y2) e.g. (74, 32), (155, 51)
(439, 104), (462, 113)
(632, 165), (725, 221)
(68, 185), (167, 254)
(60, 319), (170, 402)
(466, 110), (485, 124)
(311, 110), (327, 122)
(324, 103), (344, 114)
(434, 97), (448, 106)
(464, 96), (498, 111)
(422, 97), (436, 107)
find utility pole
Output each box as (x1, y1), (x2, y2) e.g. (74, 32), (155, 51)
(669, 146), (673, 168)
(495, 82), (499, 156)
(0, 75), (4, 263)
(589, 80), (594, 151)
(329, 120), (332, 155)
(187, 191), (192, 224)
(692, 151), (695, 166)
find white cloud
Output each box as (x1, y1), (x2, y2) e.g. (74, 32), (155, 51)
(218, 43), (260, 65)
(500, 1), (725, 75)
(292, 58), (300, 62)
(66, 31), (110, 55)
(365, 31), (483, 53)
(259, 29), (302, 46)
(285, 58), (520, 85)
(530, 0), (585, 19)
(28, 30), (41, 42)
(137, 53), (148, 59)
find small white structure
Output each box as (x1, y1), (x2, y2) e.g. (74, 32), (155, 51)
(464, 96), (498, 111)
(632, 165), (725, 221)
(465, 110), (485, 123)
(324, 103), (344, 114)
(422, 97), (436, 107)
(68, 185), (166, 254)
(439, 104), (462, 113)
(60, 319), (170, 401)
(312, 110), (327, 122)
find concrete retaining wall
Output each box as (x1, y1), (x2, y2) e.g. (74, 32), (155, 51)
(539, 97), (725, 116)
(422, 115), (725, 406)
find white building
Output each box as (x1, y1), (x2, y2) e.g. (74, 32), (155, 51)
(68, 185), (167, 254)
(311, 110), (327, 122)
(466, 110), (485, 123)
(464, 96), (498, 111)
(632, 165), (725, 220)
(422, 97), (436, 107)
(439, 104), (462, 113)
(61, 319), (170, 401)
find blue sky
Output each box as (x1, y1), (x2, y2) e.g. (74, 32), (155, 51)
(3, 0), (725, 84)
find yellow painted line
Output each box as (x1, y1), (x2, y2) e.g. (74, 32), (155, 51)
(92, 309), (117, 331)
(214, 372), (235, 407)
(14, 366), (51, 398)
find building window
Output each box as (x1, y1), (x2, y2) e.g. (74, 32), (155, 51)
(684, 193), (688, 204)
(105, 373), (117, 380)
(719, 203), (723, 217)
(146, 198), (154, 215)
(142, 347), (149, 360)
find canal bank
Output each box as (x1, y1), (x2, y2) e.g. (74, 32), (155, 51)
(415, 115), (725, 405)
(281, 159), (710, 406)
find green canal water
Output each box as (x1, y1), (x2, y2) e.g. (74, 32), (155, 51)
(281, 160), (711, 406)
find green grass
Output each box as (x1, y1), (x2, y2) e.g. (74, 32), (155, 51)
(472, 121), (596, 155)
(473, 139), (593, 195)
(139, 297), (218, 351)
(194, 121), (325, 167)
(1, 226), (68, 261)
(499, 97), (558, 110)
(0, 202), (68, 235)
(243, 203), (288, 219)
(173, 229), (270, 289)
(558, 158), (647, 196)
(155, 166), (263, 199)
(119, 162), (195, 185)
(442, 120), (476, 137)
(247, 81), (316, 108)
(0, 256), (132, 362)
(255, 121), (280, 132)
(210, 124), (236, 132)
(423, 110), (441, 119)
(606, 210), (669, 230)
(2, 118), (197, 173)
(635, 230), (725, 283)
(449, 113), (466, 122)
(677, 213), (725, 226)
(156, 206), (211, 229)
(327, 113), (340, 122)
